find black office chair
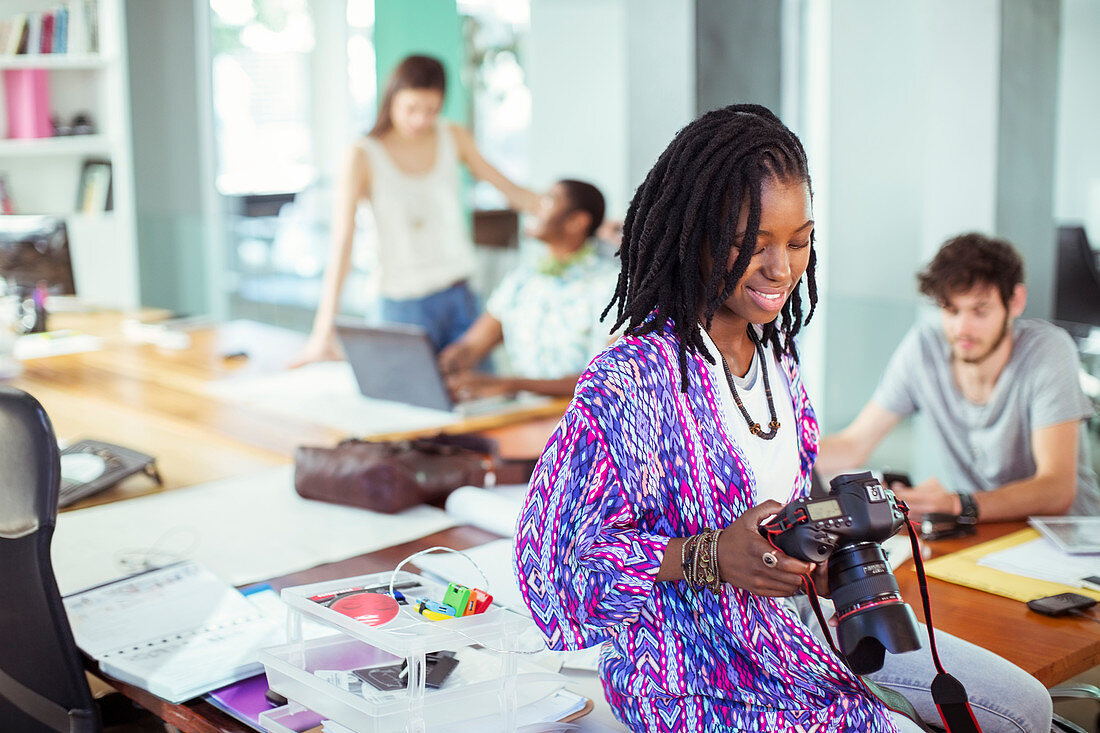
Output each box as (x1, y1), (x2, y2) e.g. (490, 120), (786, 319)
(1054, 225), (1100, 326)
(0, 386), (100, 732)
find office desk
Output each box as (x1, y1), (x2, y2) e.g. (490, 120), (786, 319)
(8, 312), (567, 509)
(896, 522), (1100, 687)
(95, 520), (1100, 733)
(9, 312), (318, 506)
(16, 313), (1096, 726)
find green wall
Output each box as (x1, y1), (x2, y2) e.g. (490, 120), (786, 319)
(373, 0), (469, 126)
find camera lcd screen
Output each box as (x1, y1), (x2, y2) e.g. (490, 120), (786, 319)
(808, 499), (843, 520)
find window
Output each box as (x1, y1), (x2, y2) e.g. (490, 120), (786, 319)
(458, 0), (530, 210)
(210, 0), (316, 196)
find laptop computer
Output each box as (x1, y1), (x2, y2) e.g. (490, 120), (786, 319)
(336, 321), (457, 411)
(335, 320), (543, 416)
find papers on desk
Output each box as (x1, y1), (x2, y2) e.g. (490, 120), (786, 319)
(205, 361), (551, 437)
(63, 562), (280, 704)
(977, 536), (1100, 587)
(205, 361), (462, 436)
(924, 528), (1100, 603)
(14, 329), (103, 359)
(443, 483), (528, 537)
(52, 466), (457, 597)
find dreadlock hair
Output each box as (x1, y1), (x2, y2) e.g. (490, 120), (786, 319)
(603, 103), (818, 391)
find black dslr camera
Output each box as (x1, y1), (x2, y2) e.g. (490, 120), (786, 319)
(759, 472), (921, 674)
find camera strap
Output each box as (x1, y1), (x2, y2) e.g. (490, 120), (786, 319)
(796, 516), (983, 733)
(800, 578), (932, 732)
(900, 517), (984, 733)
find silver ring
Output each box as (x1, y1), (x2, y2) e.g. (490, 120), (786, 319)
(762, 551), (779, 568)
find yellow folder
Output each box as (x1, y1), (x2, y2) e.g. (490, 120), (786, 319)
(922, 528), (1100, 603)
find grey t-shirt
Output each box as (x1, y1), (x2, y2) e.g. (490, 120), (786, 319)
(872, 319), (1099, 516)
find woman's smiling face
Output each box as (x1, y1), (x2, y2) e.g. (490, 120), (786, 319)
(718, 177), (814, 326)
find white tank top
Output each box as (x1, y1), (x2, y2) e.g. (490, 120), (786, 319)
(359, 121), (475, 299)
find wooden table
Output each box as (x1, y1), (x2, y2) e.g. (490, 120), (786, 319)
(9, 311), (566, 509)
(13, 312), (1097, 728)
(896, 522), (1100, 687)
(6, 311), (569, 730)
(105, 520), (1100, 733)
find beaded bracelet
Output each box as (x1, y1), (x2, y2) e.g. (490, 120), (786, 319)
(682, 528), (724, 595)
(682, 533), (702, 582)
(700, 528), (723, 595)
(680, 534), (693, 577)
(681, 533), (700, 587)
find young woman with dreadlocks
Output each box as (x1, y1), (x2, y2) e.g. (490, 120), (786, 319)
(514, 105), (1051, 733)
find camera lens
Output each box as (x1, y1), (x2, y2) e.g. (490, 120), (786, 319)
(829, 542), (901, 612)
(828, 542), (920, 674)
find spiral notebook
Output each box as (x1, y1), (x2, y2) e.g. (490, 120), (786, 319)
(62, 561), (280, 704)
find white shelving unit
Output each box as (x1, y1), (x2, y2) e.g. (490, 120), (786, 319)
(0, 132), (111, 155)
(0, 0), (139, 308)
(0, 52), (108, 69)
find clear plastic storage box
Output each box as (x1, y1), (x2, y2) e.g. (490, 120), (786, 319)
(259, 570), (567, 732)
(257, 703), (323, 733)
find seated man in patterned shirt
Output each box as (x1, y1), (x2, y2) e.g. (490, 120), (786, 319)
(437, 179), (617, 398)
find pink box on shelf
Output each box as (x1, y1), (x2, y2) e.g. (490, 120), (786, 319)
(4, 68), (53, 139)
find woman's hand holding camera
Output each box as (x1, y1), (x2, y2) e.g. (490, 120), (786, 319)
(718, 501), (817, 597)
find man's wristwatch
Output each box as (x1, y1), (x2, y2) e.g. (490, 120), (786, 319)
(956, 492), (979, 525)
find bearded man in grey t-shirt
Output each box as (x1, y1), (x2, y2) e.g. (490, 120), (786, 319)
(819, 232), (1100, 521)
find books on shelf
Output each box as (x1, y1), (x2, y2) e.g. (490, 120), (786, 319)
(1, 13), (26, 55)
(0, 1), (97, 57)
(77, 158), (111, 212)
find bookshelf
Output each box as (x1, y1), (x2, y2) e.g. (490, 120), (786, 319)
(0, 131), (109, 154)
(0, 52), (107, 69)
(0, 0), (138, 308)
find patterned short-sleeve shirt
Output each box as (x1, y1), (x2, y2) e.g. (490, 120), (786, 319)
(486, 242), (619, 379)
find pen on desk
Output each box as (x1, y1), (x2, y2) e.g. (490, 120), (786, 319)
(308, 580), (421, 603)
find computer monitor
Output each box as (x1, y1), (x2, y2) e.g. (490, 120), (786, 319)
(0, 215), (77, 296)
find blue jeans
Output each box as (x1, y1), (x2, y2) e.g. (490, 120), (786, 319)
(791, 597), (1053, 732)
(379, 281), (478, 353)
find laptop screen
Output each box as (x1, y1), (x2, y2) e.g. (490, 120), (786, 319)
(335, 321), (454, 412)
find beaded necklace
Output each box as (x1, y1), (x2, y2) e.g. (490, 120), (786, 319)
(719, 328), (780, 440)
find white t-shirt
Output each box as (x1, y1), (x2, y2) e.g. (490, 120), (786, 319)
(699, 328), (800, 507)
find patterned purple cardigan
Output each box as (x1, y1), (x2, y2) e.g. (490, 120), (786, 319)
(514, 322), (896, 732)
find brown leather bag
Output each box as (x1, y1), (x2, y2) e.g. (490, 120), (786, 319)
(293, 434), (534, 514)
